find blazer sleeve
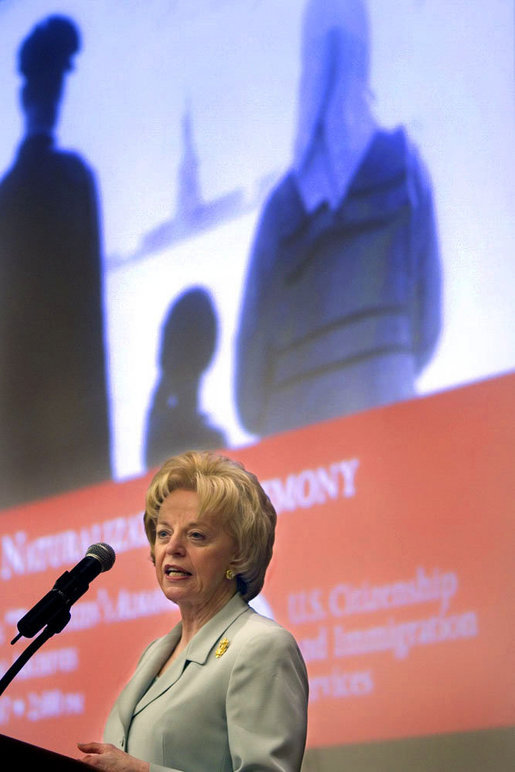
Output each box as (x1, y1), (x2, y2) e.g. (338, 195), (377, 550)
(225, 625), (309, 771)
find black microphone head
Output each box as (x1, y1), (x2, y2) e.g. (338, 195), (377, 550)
(85, 543), (116, 572)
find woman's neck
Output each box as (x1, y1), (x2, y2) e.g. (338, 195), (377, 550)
(179, 588), (237, 647)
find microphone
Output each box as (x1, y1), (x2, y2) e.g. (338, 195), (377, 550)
(12, 543), (116, 642)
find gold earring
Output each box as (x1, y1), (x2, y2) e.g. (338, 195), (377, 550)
(225, 568), (234, 580)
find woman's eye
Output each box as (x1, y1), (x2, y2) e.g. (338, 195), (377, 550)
(190, 531), (205, 541)
(157, 530), (168, 539)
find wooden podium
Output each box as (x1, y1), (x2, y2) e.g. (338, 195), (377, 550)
(0, 733), (86, 769)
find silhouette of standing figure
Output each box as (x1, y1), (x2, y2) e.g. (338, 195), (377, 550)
(145, 287), (227, 470)
(236, 0), (441, 438)
(0, 16), (111, 508)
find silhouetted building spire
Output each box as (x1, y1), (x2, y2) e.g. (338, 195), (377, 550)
(177, 106), (202, 221)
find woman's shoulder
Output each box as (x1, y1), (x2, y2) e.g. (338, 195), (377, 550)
(225, 606), (308, 688)
(236, 606), (301, 654)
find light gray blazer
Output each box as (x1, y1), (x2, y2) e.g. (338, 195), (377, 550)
(103, 593), (308, 771)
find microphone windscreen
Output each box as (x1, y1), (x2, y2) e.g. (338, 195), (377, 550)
(85, 543), (116, 572)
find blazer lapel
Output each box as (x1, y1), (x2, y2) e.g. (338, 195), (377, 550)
(130, 595), (251, 718)
(118, 625), (182, 731)
(133, 636), (189, 715)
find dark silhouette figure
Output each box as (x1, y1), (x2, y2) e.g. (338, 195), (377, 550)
(0, 16), (111, 508)
(235, 0), (441, 437)
(144, 288), (226, 469)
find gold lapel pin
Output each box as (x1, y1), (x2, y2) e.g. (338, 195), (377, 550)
(215, 638), (230, 658)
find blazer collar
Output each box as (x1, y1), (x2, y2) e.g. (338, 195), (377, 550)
(129, 594), (251, 718)
(281, 127), (410, 243)
(183, 592), (250, 665)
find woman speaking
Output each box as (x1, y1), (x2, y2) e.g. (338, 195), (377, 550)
(79, 451), (308, 771)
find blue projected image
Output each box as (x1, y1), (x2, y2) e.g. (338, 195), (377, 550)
(0, 0), (514, 495)
(235, 0), (442, 437)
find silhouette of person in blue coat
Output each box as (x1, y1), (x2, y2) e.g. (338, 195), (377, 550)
(235, 0), (441, 437)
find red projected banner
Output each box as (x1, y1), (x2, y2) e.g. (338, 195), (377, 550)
(0, 373), (514, 758)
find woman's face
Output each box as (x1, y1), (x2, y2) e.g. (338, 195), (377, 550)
(154, 489), (237, 621)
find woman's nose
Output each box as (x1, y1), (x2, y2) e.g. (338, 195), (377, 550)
(165, 533), (185, 555)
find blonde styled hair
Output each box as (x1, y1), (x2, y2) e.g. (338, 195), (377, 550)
(144, 451), (276, 601)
